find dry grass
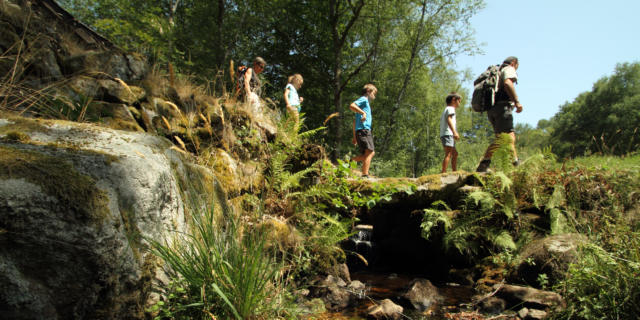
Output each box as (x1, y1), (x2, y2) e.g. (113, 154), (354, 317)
(141, 65), (170, 97)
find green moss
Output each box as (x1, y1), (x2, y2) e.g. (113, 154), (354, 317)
(3, 131), (30, 143)
(119, 205), (143, 259)
(100, 118), (144, 132)
(416, 173), (446, 186)
(0, 145), (111, 222)
(0, 117), (51, 136)
(169, 158), (220, 225)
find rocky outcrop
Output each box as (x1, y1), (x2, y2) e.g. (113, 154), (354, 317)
(0, 117), (214, 319)
(353, 172), (479, 208)
(0, 0), (147, 84)
(1, 0), (279, 198)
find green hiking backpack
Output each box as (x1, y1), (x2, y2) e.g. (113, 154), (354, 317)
(471, 64), (501, 112)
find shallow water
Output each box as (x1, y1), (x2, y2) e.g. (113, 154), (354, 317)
(319, 271), (475, 320)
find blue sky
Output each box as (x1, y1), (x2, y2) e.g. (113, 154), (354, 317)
(455, 0), (640, 127)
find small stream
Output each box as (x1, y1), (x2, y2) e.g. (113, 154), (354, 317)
(327, 271), (474, 319)
(320, 224), (476, 319)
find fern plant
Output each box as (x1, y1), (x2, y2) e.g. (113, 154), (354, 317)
(419, 170), (520, 260)
(420, 200), (453, 240)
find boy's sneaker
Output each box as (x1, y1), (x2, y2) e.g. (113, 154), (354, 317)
(476, 159), (491, 173)
(513, 159), (521, 167)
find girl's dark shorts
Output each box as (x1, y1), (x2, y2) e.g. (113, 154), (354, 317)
(356, 129), (374, 153)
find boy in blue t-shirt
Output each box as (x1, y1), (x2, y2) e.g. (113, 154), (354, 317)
(349, 84), (377, 178)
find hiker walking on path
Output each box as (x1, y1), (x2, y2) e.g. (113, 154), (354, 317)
(440, 92), (462, 173)
(284, 73), (304, 123)
(350, 84), (377, 178)
(476, 56), (523, 172)
(243, 57), (266, 113)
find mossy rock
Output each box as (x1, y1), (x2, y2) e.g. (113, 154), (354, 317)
(2, 131), (30, 143)
(0, 144), (111, 222)
(510, 233), (588, 288)
(96, 79), (146, 105)
(0, 116), (199, 319)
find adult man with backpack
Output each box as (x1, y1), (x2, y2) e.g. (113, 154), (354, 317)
(476, 56), (523, 172)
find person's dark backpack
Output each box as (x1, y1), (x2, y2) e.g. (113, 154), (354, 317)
(471, 64), (501, 112)
(234, 65), (248, 99)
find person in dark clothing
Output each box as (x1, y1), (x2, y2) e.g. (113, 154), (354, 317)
(476, 56), (523, 172)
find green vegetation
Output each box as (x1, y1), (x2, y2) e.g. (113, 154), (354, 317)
(549, 62), (640, 158)
(554, 227), (640, 320)
(514, 62), (640, 160)
(149, 198), (289, 319)
(3, 1), (640, 319)
(145, 117), (411, 318)
(419, 137), (640, 318)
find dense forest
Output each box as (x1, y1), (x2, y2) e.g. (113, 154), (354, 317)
(2, 1), (639, 319)
(57, 0), (639, 175)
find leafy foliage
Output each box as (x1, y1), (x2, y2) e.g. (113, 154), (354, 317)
(420, 200), (452, 240)
(259, 117), (411, 281)
(553, 227), (640, 320)
(548, 62), (640, 158)
(58, 0), (485, 175)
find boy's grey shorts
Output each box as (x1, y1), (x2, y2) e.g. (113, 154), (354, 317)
(356, 129), (374, 153)
(440, 135), (455, 147)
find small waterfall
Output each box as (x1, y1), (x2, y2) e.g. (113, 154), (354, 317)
(346, 224), (375, 270)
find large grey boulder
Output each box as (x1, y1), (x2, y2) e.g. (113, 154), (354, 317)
(0, 117), (210, 319)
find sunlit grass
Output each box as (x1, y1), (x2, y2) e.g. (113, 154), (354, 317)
(148, 191), (289, 319)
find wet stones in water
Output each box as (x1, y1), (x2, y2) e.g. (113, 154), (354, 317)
(312, 275), (369, 312)
(401, 278), (443, 311)
(366, 299), (403, 320)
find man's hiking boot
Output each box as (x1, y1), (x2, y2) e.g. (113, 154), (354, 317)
(513, 159), (521, 167)
(476, 159), (491, 173)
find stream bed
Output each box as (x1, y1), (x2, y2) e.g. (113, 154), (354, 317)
(319, 271), (475, 319)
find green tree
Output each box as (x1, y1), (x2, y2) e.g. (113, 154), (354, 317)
(60, 0), (486, 174)
(58, 0), (178, 64)
(515, 122), (552, 157)
(549, 62), (640, 158)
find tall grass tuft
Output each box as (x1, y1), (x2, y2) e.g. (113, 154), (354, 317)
(149, 186), (287, 319)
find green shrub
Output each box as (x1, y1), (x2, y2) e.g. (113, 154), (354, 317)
(554, 226), (640, 320)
